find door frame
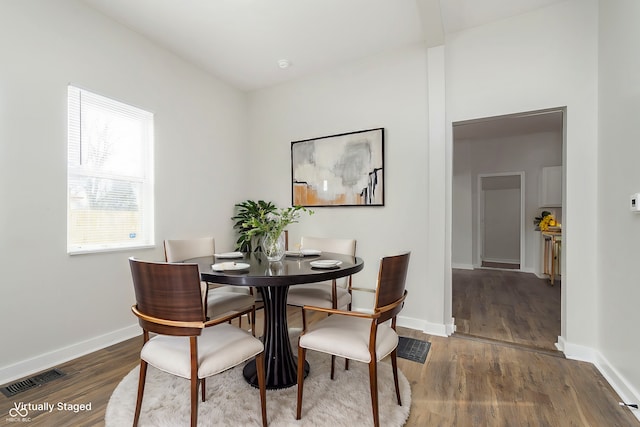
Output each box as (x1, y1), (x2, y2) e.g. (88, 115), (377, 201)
(476, 171), (525, 270)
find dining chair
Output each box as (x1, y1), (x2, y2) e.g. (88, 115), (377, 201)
(286, 236), (357, 325)
(296, 252), (410, 427)
(129, 258), (267, 427)
(164, 238), (257, 332)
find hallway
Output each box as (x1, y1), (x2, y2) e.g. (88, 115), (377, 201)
(452, 268), (561, 352)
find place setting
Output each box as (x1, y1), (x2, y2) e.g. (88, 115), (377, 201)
(284, 248), (322, 257)
(211, 252), (250, 272)
(211, 261), (250, 272)
(309, 259), (343, 269)
(214, 251), (245, 259)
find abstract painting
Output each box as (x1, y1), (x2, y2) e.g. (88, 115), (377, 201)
(291, 128), (384, 207)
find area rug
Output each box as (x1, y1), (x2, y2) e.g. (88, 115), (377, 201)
(105, 335), (411, 426)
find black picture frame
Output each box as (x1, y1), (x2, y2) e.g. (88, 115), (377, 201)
(291, 128), (384, 207)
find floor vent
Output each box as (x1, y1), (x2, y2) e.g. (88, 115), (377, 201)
(0, 369), (65, 397)
(397, 337), (431, 364)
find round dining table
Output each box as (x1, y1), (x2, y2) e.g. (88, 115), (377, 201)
(185, 251), (364, 389)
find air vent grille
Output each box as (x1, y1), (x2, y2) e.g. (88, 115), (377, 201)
(397, 337), (431, 364)
(0, 369), (65, 397)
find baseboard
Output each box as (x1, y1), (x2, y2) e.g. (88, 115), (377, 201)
(0, 323), (140, 386)
(594, 353), (640, 421)
(560, 337), (640, 421)
(451, 263), (474, 270)
(397, 315), (450, 337)
(445, 317), (456, 336)
(482, 257), (520, 264)
(560, 336), (598, 362)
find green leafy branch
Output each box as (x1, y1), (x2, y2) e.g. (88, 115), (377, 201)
(232, 200), (313, 252)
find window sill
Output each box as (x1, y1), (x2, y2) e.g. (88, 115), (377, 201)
(68, 244), (155, 255)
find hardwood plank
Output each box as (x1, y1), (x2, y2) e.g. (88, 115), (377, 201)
(398, 330), (638, 427)
(452, 268), (561, 351)
(1, 308), (637, 426)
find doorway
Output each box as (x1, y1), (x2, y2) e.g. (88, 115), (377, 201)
(451, 108), (564, 350)
(478, 173), (524, 270)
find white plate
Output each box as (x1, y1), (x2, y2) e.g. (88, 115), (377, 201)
(310, 260), (342, 269)
(211, 262), (250, 271)
(214, 252), (244, 259)
(285, 249), (322, 257)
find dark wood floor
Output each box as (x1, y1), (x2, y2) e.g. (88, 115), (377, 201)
(2, 306), (638, 426)
(453, 268), (561, 352)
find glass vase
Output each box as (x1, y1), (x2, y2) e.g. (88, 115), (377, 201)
(261, 232), (286, 261)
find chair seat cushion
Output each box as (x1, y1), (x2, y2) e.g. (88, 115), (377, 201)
(208, 283), (252, 295)
(298, 314), (398, 363)
(206, 292), (255, 318)
(287, 283), (351, 309)
(141, 323), (263, 379)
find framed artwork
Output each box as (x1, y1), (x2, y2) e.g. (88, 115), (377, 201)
(291, 128), (384, 207)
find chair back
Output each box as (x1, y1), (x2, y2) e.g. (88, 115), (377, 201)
(129, 258), (206, 335)
(300, 236), (356, 257)
(301, 236), (356, 288)
(164, 237), (215, 262)
(374, 252), (410, 324)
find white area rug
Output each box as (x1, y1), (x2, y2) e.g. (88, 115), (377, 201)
(105, 336), (411, 426)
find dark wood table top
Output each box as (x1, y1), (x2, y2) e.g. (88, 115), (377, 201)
(185, 251), (364, 287)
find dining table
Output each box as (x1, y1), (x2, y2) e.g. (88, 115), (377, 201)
(184, 251), (364, 389)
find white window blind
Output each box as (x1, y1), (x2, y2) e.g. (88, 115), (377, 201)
(67, 86), (154, 254)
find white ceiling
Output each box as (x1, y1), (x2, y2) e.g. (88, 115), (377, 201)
(82, 0), (566, 92)
(454, 109), (564, 140)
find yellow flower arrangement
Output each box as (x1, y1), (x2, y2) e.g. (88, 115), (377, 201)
(538, 214), (555, 231)
(534, 210), (559, 231)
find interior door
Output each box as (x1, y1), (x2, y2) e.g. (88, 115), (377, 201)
(480, 175), (522, 268)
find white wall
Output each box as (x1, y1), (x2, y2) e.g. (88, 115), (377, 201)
(247, 44), (435, 332)
(453, 132), (562, 273)
(597, 0), (640, 409)
(3, 0), (639, 411)
(0, 0), (247, 383)
(445, 0), (599, 351)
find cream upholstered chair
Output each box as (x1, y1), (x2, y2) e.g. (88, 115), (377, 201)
(286, 236), (357, 325)
(296, 252), (410, 427)
(129, 258), (267, 427)
(164, 238), (256, 331)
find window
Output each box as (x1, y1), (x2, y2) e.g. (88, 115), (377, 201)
(67, 86), (154, 254)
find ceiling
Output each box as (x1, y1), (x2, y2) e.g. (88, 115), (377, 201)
(82, 0), (566, 92)
(453, 109), (564, 140)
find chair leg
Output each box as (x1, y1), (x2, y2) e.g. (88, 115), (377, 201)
(190, 375), (198, 427)
(189, 338), (198, 427)
(391, 349), (402, 405)
(368, 359), (380, 427)
(296, 346), (307, 420)
(133, 360), (147, 427)
(201, 378), (206, 402)
(331, 355), (336, 380)
(255, 352), (267, 427)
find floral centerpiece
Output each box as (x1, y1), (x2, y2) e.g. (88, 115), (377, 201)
(534, 210), (558, 231)
(235, 201), (313, 261)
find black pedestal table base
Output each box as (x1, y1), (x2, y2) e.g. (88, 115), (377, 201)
(243, 285), (309, 389)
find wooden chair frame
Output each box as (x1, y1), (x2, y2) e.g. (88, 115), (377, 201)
(295, 252), (410, 427)
(163, 238), (258, 333)
(129, 258), (267, 427)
